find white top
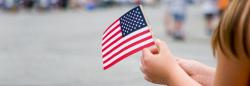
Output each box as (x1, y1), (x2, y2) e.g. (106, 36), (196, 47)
(0, 0), (3, 4)
(202, 0), (218, 14)
(163, 0), (188, 14)
(5, 0), (15, 8)
(39, 0), (49, 7)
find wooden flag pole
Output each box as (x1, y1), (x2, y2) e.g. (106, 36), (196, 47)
(139, 5), (157, 42)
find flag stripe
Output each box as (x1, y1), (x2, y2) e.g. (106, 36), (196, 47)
(102, 26), (121, 44)
(103, 19), (120, 34)
(103, 36), (153, 64)
(102, 29), (121, 46)
(102, 29), (150, 54)
(103, 39), (154, 66)
(102, 28), (151, 60)
(102, 31), (151, 58)
(102, 27), (149, 52)
(102, 35), (122, 51)
(102, 6), (155, 70)
(103, 22), (120, 40)
(102, 25), (120, 41)
(103, 42), (155, 70)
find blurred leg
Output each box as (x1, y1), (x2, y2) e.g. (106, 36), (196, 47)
(173, 13), (185, 40)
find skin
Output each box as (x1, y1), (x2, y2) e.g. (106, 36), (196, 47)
(213, 49), (250, 86)
(176, 58), (215, 86)
(141, 39), (201, 86)
(140, 39), (250, 86)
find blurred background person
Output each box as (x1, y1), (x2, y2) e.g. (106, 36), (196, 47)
(134, 0), (141, 5)
(97, 0), (114, 8)
(145, 0), (159, 6)
(2, 0), (19, 11)
(164, 0), (189, 40)
(50, 0), (58, 8)
(85, 0), (96, 11)
(22, 0), (35, 10)
(69, 0), (83, 9)
(202, 0), (218, 36)
(58, 0), (69, 9)
(0, 0), (3, 8)
(36, 0), (52, 11)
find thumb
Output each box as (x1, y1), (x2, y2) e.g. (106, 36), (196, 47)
(155, 39), (168, 53)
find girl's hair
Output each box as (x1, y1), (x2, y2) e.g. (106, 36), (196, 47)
(212, 0), (250, 58)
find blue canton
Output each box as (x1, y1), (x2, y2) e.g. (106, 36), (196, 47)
(120, 6), (148, 37)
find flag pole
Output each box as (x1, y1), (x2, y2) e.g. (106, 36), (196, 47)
(139, 5), (157, 42)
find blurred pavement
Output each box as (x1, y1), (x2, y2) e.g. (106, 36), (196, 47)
(0, 5), (216, 86)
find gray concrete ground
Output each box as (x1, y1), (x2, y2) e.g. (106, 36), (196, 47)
(0, 5), (216, 86)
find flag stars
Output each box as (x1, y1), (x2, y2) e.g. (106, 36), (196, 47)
(120, 7), (147, 36)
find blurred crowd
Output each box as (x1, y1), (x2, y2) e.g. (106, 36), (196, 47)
(164, 0), (230, 40)
(0, 0), (159, 11)
(0, 0), (230, 41)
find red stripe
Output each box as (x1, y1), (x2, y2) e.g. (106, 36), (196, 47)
(102, 24), (120, 40)
(102, 36), (122, 53)
(103, 19), (119, 34)
(102, 30), (150, 57)
(102, 30), (121, 46)
(102, 29), (150, 52)
(103, 42), (155, 70)
(103, 36), (153, 64)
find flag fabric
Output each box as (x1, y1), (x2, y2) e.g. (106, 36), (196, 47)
(102, 6), (155, 70)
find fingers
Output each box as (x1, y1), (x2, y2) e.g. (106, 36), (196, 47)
(140, 56), (145, 68)
(149, 47), (159, 54)
(155, 39), (170, 54)
(140, 60), (152, 82)
(141, 66), (152, 82)
(144, 75), (153, 82)
(144, 75), (162, 84)
(142, 48), (153, 58)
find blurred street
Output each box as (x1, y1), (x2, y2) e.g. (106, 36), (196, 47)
(0, 5), (216, 86)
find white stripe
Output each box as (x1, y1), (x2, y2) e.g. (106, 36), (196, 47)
(102, 27), (121, 44)
(102, 27), (148, 53)
(103, 32), (151, 59)
(103, 21), (120, 39)
(102, 33), (122, 50)
(103, 39), (154, 67)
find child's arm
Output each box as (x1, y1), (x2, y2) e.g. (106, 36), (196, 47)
(177, 58), (215, 86)
(140, 39), (201, 86)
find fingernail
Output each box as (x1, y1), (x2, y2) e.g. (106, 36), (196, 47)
(155, 39), (160, 45)
(156, 39), (160, 43)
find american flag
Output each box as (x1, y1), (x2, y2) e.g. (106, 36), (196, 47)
(102, 6), (155, 70)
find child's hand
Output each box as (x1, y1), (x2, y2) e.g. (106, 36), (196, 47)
(140, 39), (179, 85)
(177, 58), (215, 86)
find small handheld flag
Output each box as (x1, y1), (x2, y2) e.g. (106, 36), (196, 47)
(101, 5), (155, 70)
